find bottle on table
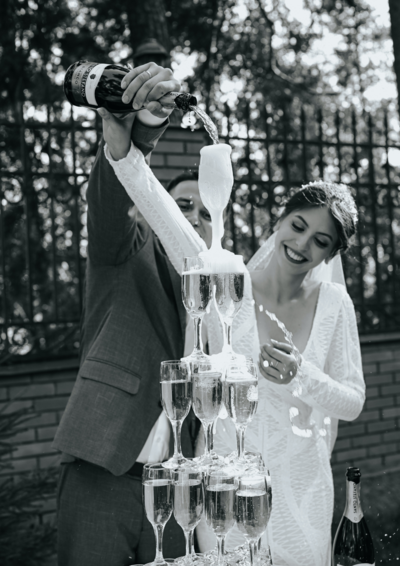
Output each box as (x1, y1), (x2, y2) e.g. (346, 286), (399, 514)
(63, 60), (197, 113)
(332, 467), (375, 566)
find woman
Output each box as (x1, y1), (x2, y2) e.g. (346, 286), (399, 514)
(101, 107), (365, 566)
(197, 184), (365, 566)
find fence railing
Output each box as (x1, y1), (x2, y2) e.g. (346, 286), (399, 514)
(1, 101), (399, 364)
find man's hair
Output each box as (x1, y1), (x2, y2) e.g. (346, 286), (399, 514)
(166, 170), (199, 193)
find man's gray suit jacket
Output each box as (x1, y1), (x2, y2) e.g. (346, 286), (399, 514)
(53, 119), (194, 475)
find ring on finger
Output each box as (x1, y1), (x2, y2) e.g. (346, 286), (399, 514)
(145, 70), (152, 78)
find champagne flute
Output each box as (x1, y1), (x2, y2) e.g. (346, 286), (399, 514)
(182, 256), (212, 363)
(173, 469), (204, 565)
(224, 359), (258, 461)
(142, 463), (174, 566)
(212, 266), (245, 360)
(205, 471), (238, 566)
(191, 359), (224, 467)
(235, 471), (272, 566)
(160, 361), (192, 469)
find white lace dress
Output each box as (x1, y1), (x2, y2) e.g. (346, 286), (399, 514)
(105, 142), (366, 566)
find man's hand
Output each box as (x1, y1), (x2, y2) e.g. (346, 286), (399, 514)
(120, 62), (180, 119)
(97, 109), (135, 161)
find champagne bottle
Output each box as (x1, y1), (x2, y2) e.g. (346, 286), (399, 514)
(63, 60), (197, 113)
(332, 467), (375, 566)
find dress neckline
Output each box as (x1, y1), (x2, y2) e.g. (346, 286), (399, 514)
(252, 280), (325, 357)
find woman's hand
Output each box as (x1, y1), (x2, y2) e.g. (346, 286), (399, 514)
(259, 339), (300, 385)
(120, 62), (180, 119)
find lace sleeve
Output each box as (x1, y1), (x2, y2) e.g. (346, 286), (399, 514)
(104, 142), (207, 274)
(288, 291), (366, 421)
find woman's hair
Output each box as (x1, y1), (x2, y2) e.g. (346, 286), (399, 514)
(279, 181), (358, 255)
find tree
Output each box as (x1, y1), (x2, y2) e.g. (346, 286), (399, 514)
(389, 0), (400, 116)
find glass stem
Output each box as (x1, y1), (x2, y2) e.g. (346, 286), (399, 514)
(172, 420), (183, 458)
(203, 421), (214, 455)
(223, 321), (233, 353)
(236, 426), (245, 458)
(249, 540), (256, 566)
(265, 528), (273, 565)
(216, 535), (225, 566)
(154, 524), (165, 563)
(188, 529), (195, 556)
(193, 316), (203, 354)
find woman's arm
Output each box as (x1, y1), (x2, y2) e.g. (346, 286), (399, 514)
(104, 142), (207, 274)
(287, 292), (366, 421)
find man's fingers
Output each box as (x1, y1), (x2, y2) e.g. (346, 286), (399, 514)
(123, 67), (176, 110)
(146, 79), (181, 103)
(120, 63), (153, 88)
(145, 101), (172, 118)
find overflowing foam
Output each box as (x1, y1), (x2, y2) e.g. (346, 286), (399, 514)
(199, 249), (244, 274)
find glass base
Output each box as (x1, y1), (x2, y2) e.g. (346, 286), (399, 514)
(143, 560), (176, 566)
(174, 553), (211, 566)
(162, 455), (190, 469)
(181, 351), (211, 365)
(211, 351), (251, 369)
(191, 452), (226, 473)
(204, 544), (273, 566)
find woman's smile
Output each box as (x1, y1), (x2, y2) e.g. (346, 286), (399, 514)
(284, 244), (308, 264)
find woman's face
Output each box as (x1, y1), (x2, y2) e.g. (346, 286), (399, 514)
(274, 206), (339, 274)
(170, 180), (213, 248)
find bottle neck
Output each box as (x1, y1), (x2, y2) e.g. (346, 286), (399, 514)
(344, 479), (364, 523)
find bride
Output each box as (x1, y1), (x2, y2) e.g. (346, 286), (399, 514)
(100, 108), (366, 566)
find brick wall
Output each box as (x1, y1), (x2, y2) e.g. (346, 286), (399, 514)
(150, 124), (208, 185)
(1, 336), (399, 523)
(331, 335), (400, 475)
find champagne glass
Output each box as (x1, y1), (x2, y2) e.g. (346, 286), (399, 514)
(173, 469), (204, 565)
(142, 463), (174, 566)
(191, 360), (224, 467)
(205, 471), (238, 566)
(212, 266), (245, 360)
(224, 359), (258, 461)
(182, 256), (212, 363)
(198, 144), (234, 253)
(235, 471), (272, 566)
(160, 361), (192, 469)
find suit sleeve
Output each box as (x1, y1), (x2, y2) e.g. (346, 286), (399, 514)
(86, 119), (169, 266)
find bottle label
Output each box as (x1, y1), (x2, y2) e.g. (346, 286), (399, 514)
(344, 480), (364, 523)
(71, 62), (106, 106)
(84, 63), (108, 106)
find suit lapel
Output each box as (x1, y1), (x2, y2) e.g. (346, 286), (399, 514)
(166, 260), (187, 338)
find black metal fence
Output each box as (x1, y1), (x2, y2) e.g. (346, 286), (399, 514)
(1, 101), (400, 364)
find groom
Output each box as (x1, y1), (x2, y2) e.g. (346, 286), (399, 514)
(53, 63), (212, 566)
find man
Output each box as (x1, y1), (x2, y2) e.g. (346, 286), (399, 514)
(53, 63), (212, 566)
